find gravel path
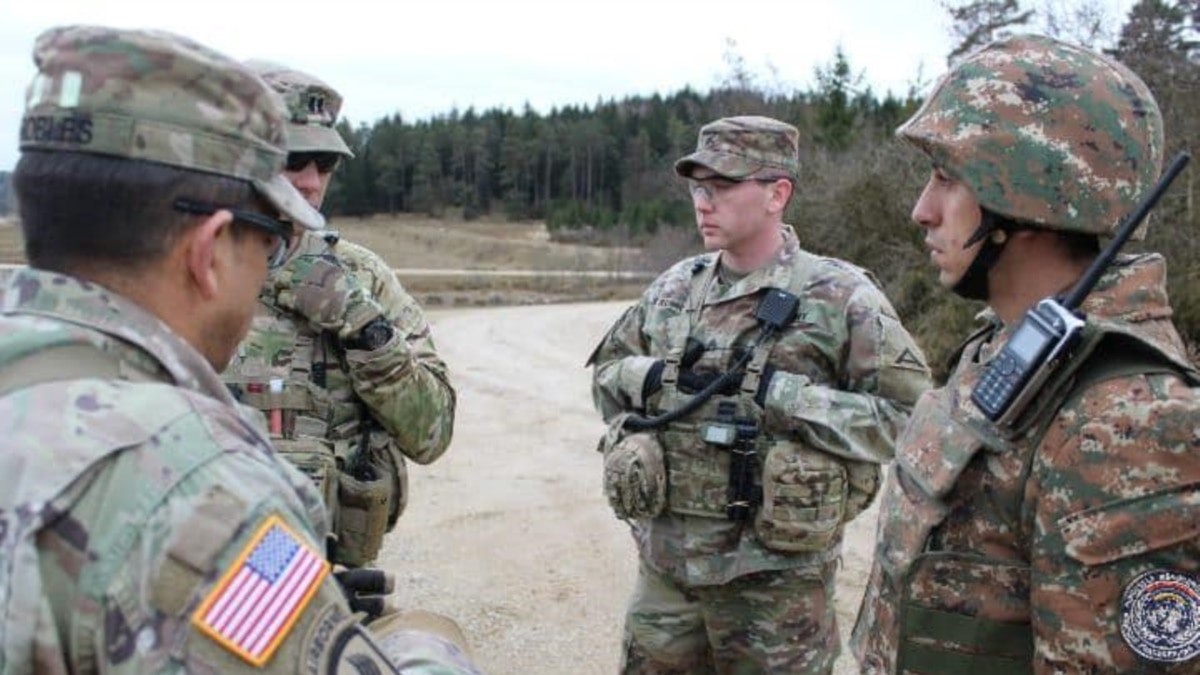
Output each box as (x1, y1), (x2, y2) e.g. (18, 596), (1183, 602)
(380, 301), (877, 674)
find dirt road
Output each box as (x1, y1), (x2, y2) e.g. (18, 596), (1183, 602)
(379, 301), (878, 675)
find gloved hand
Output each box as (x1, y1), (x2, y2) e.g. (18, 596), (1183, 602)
(273, 254), (385, 339)
(334, 566), (395, 621)
(676, 365), (775, 405)
(641, 338), (708, 402)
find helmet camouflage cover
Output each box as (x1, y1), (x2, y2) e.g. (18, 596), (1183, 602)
(245, 60), (354, 158)
(898, 34), (1164, 236)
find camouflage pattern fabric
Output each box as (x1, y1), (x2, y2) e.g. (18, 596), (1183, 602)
(0, 268), (479, 675)
(273, 250), (386, 339)
(674, 116), (800, 180)
(245, 60), (354, 157)
(591, 225), (931, 671)
(621, 559), (839, 674)
(20, 25), (322, 231)
(898, 34), (1163, 237)
(225, 231), (456, 565)
(852, 254), (1200, 674)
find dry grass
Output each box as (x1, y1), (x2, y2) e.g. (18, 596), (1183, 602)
(0, 214), (652, 307)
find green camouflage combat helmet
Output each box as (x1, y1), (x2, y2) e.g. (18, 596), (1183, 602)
(898, 34), (1164, 236)
(245, 60), (354, 158)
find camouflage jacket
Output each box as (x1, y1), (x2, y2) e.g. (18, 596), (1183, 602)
(591, 225), (931, 585)
(852, 253), (1200, 674)
(0, 268), (479, 675)
(228, 232), (455, 464)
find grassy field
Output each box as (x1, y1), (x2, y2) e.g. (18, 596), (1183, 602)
(0, 214), (653, 306)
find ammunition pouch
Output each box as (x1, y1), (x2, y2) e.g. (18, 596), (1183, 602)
(332, 430), (405, 567)
(754, 440), (848, 553)
(600, 415), (667, 520)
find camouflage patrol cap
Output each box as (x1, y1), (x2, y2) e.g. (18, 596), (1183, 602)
(246, 60), (354, 158)
(674, 116), (800, 180)
(19, 25), (324, 231)
(898, 34), (1163, 237)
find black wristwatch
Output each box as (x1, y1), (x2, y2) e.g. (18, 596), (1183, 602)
(345, 316), (394, 351)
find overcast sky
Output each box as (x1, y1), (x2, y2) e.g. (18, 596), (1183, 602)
(1, 0), (1138, 170)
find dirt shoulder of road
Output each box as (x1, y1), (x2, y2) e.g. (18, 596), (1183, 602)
(403, 302), (877, 675)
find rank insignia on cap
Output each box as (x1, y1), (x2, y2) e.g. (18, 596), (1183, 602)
(192, 514), (329, 665)
(1119, 569), (1200, 663)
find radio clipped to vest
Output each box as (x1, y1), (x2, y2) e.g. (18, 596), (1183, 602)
(702, 400), (762, 521)
(972, 152), (1191, 427)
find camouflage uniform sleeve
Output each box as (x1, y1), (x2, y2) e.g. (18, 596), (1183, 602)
(340, 241), (456, 465)
(761, 281), (932, 464)
(104, 453), (479, 674)
(1028, 372), (1200, 673)
(589, 299), (662, 422)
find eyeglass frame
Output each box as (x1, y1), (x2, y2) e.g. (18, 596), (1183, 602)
(686, 174), (789, 202)
(285, 151), (341, 174)
(172, 197), (294, 269)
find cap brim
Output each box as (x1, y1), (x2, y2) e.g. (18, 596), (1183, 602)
(286, 123), (354, 157)
(254, 174), (325, 231)
(674, 150), (760, 179)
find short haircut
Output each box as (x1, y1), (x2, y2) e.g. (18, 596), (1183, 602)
(14, 151), (256, 274)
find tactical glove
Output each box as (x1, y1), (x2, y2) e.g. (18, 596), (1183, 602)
(676, 365), (775, 406)
(273, 254), (385, 339)
(640, 338), (708, 402)
(334, 566), (395, 621)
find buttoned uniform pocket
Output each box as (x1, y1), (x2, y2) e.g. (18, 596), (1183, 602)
(754, 440), (847, 552)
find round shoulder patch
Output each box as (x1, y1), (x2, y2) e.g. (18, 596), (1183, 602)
(1120, 569), (1200, 663)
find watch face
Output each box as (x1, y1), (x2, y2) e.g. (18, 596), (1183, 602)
(362, 320), (393, 350)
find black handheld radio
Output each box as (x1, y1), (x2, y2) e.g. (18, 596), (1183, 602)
(971, 152), (1191, 427)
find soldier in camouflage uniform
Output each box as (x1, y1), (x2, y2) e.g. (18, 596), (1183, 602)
(589, 116), (932, 674)
(223, 62), (456, 568)
(0, 25), (480, 674)
(851, 35), (1200, 674)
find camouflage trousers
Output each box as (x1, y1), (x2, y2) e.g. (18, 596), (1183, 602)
(621, 558), (839, 675)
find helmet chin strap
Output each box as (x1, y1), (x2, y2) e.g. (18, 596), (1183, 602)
(951, 211), (1009, 301)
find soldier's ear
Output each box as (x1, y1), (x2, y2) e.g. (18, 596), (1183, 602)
(181, 209), (236, 301)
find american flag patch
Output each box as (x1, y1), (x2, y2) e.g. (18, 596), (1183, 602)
(192, 514), (329, 665)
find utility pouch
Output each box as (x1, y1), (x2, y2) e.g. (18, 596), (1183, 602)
(754, 440), (848, 552)
(843, 460), (883, 523)
(333, 433), (395, 567)
(599, 415), (667, 520)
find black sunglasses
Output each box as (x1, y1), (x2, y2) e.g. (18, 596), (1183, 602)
(285, 152), (341, 174)
(173, 198), (294, 269)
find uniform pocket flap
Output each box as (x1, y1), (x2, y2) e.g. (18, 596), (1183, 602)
(1061, 482), (1200, 566)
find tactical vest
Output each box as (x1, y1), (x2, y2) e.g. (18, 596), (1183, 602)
(862, 323), (1200, 675)
(650, 253), (881, 553)
(225, 301), (401, 567)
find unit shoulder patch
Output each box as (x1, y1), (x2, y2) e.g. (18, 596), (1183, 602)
(1119, 569), (1200, 663)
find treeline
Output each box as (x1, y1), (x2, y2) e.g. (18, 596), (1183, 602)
(323, 61), (918, 234)
(0, 172), (11, 215)
(320, 0), (1198, 376)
